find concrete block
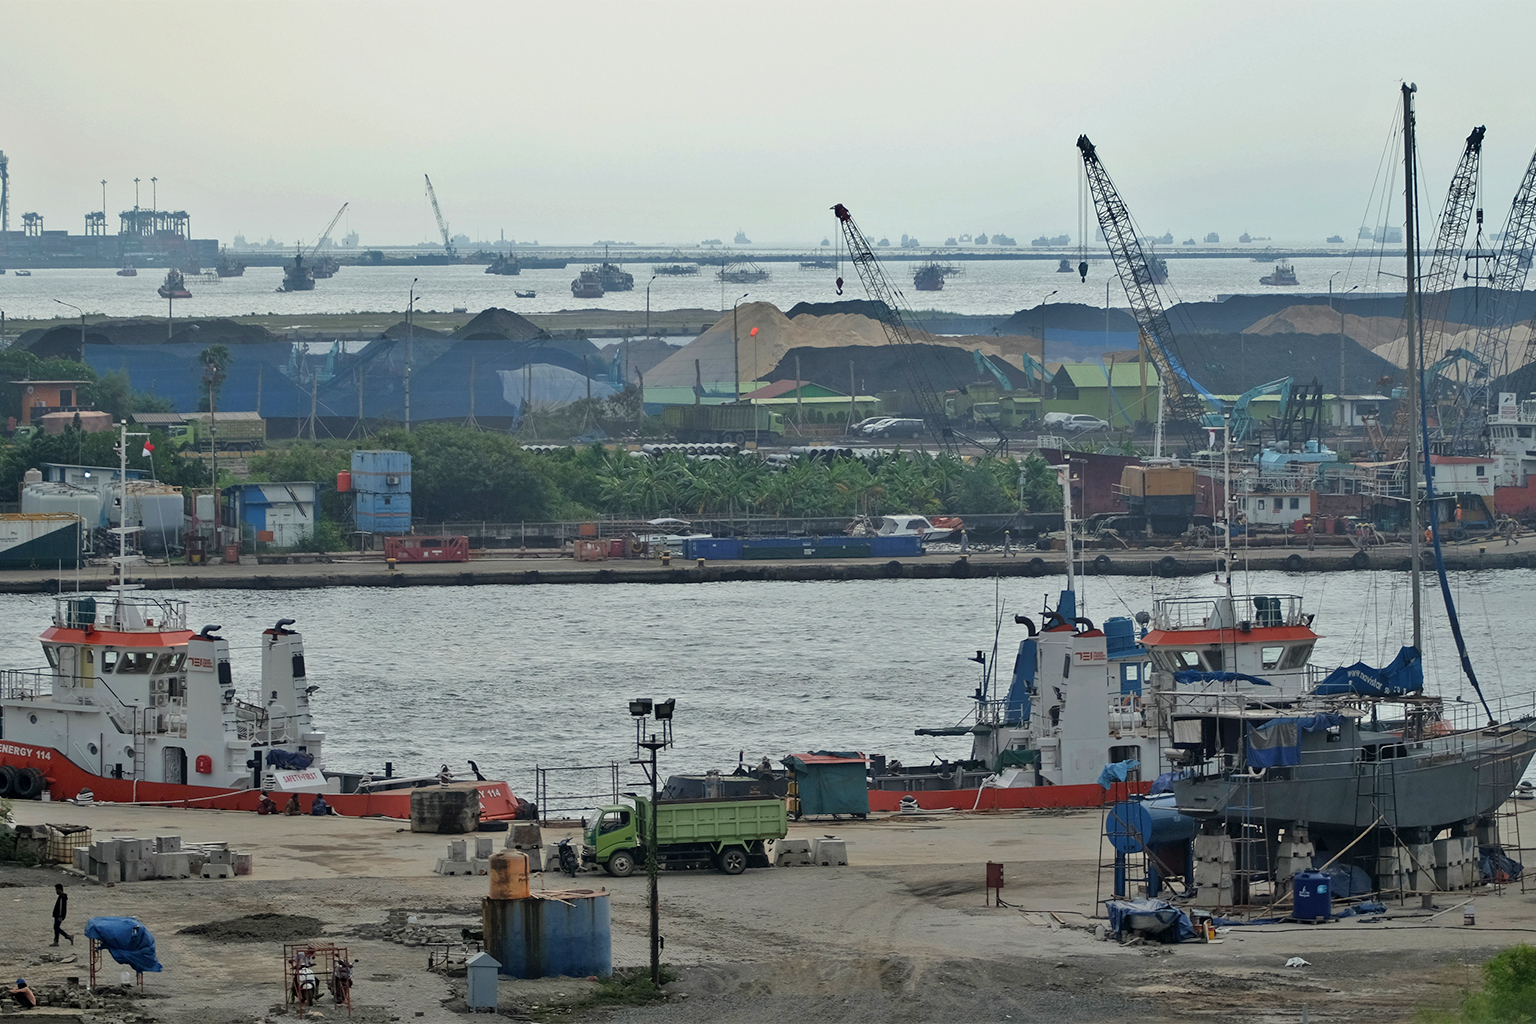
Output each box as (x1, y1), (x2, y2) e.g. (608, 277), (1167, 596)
(776, 839), (811, 855)
(524, 848), (543, 873)
(435, 858), (475, 876)
(92, 840), (119, 864)
(155, 835), (181, 853)
(72, 848), (89, 873)
(410, 785), (481, 834)
(774, 848), (812, 867)
(510, 823), (543, 849)
(200, 863), (234, 879)
(205, 848), (232, 865)
(813, 838), (848, 866)
(186, 852), (207, 876)
(152, 852), (191, 879)
(116, 838), (150, 861)
(233, 853), (254, 876)
(448, 839), (468, 862)
(1193, 884), (1233, 908)
(471, 858), (491, 875)
(475, 837), (494, 860)
(1193, 861), (1229, 886)
(128, 859), (158, 882)
(93, 860), (120, 885)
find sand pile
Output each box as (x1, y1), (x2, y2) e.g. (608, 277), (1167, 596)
(1243, 304), (1404, 350)
(1368, 322), (1535, 370)
(644, 302), (1039, 389)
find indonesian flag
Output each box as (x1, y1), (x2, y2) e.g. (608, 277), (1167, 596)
(141, 441), (155, 458)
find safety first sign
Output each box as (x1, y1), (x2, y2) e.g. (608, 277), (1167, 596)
(271, 769), (329, 792)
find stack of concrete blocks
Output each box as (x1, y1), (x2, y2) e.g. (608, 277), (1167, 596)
(200, 846), (234, 880)
(151, 835), (191, 879)
(84, 839), (121, 884)
(470, 837), (494, 874)
(507, 823), (544, 872)
(1273, 829), (1315, 887)
(1193, 833), (1235, 907)
(1434, 836), (1478, 890)
(773, 838), (813, 867)
(812, 837), (848, 867)
(435, 838), (475, 876)
(1375, 844), (1433, 892)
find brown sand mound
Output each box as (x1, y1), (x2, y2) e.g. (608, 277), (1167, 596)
(1243, 304), (1404, 350)
(644, 302), (1040, 389)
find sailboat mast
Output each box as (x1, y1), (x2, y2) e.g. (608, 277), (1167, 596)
(1402, 82), (1423, 652)
(117, 420), (128, 591)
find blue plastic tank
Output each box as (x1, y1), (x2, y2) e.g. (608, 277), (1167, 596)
(1292, 870), (1332, 922)
(1104, 617), (1138, 658)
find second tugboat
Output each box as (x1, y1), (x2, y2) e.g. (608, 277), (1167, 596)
(157, 269), (191, 299)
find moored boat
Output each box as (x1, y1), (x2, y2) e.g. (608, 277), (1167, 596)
(157, 269), (191, 299)
(570, 270), (604, 298)
(117, 263), (137, 277)
(1260, 261), (1299, 286)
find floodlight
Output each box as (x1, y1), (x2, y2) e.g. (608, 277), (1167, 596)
(629, 698), (653, 718)
(653, 698), (676, 721)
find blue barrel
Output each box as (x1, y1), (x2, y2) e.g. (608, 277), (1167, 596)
(1105, 795), (1196, 854)
(483, 892), (612, 979)
(1292, 870), (1332, 922)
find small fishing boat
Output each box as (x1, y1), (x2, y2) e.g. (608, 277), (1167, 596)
(514, 289), (536, 299)
(14, 270), (32, 277)
(117, 263), (137, 277)
(1260, 261), (1299, 286)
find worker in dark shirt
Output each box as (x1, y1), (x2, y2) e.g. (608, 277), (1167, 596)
(51, 884), (74, 946)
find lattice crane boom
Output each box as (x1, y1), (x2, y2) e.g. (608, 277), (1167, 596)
(424, 174), (454, 258)
(832, 203), (958, 454)
(306, 202), (349, 259)
(1463, 147), (1536, 433)
(1075, 135), (1220, 421)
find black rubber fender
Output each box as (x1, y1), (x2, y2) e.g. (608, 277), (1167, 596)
(11, 766), (43, 799)
(1156, 555), (1181, 577)
(1026, 557), (1046, 577)
(1352, 550), (1370, 570)
(1284, 553), (1304, 572)
(0, 764), (15, 799)
(1093, 554), (1112, 573)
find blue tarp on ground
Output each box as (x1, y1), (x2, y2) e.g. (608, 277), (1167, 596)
(783, 752), (869, 817)
(1245, 714), (1346, 768)
(1104, 898), (1199, 942)
(84, 917), (162, 973)
(1312, 645), (1424, 697)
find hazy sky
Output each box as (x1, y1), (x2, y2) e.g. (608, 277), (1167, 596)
(5, 1), (1535, 249)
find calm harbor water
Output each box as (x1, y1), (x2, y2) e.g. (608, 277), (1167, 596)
(0, 253), (1403, 325)
(0, 568), (1530, 796)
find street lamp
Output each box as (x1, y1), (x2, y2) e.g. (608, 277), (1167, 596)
(628, 696), (677, 987)
(636, 274), (657, 388)
(732, 292), (749, 403)
(406, 278), (419, 432)
(1039, 289), (1058, 398)
(53, 299), (85, 363)
(1330, 275), (1359, 407)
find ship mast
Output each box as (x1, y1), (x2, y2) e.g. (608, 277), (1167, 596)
(1402, 82), (1423, 651)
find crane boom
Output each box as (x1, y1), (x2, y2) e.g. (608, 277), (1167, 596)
(424, 174), (454, 258)
(832, 203), (959, 454)
(306, 202), (349, 259)
(1075, 135), (1220, 421)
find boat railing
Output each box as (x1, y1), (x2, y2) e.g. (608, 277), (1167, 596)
(53, 595), (188, 633)
(1152, 594), (1306, 631)
(1, 667), (52, 701)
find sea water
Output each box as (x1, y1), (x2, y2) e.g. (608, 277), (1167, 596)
(0, 568), (1528, 797)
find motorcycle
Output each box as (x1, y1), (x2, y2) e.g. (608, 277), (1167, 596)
(328, 957), (354, 1005)
(557, 837), (580, 877)
(295, 965), (319, 1009)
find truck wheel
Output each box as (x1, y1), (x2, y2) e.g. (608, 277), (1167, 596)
(717, 846), (748, 875)
(606, 850), (636, 877)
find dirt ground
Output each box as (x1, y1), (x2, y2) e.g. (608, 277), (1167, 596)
(2, 801), (1529, 1024)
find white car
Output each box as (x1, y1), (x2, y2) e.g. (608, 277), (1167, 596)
(1058, 414), (1110, 433)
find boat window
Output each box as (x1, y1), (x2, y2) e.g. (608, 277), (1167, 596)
(152, 653), (177, 675)
(171, 652), (186, 673)
(43, 646), (58, 668)
(117, 652), (156, 674)
(1203, 649), (1225, 671)
(1521, 427), (1533, 439)
(1175, 651), (1202, 669)
(1261, 646), (1285, 670)
(597, 810), (631, 835)
(1279, 643), (1314, 670)
(101, 649), (118, 673)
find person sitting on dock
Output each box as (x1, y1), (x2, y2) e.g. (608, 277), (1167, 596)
(284, 794), (302, 815)
(310, 794), (331, 816)
(258, 794), (280, 815)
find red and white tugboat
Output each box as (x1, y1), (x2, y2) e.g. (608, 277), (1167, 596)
(0, 425), (518, 819)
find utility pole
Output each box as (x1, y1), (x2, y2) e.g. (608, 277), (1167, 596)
(1402, 81), (1422, 653)
(732, 293), (749, 403)
(628, 698), (675, 988)
(406, 278), (418, 433)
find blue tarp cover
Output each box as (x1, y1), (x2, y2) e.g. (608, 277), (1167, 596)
(1172, 670), (1273, 687)
(1003, 638), (1037, 725)
(1104, 899), (1199, 942)
(1097, 758), (1141, 789)
(783, 751), (869, 817)
(1245, 714), (1346, 768)
(266, 749), (314, 770)
(1312, 646), (1424, 696)
(84, 917), (162, 973)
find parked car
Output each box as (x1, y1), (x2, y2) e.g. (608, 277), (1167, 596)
(849, 416), (890, 436)
(872, 418), (925, 438)
(1058, 414), (1110, 433)
(855, 417), (897, 436)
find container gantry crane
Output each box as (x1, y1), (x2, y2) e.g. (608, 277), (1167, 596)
(424, 174), (455, 259)
(1075, 135), (1222, 426)
(831, 203), (961, 455)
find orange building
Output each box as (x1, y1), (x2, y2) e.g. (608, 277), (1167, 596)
(10, 380), (91, 426)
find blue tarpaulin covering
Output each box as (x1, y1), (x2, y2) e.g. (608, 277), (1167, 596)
(1245, 714), (1346, 768)
(783, 752), (869, 817)
(1104, 899), (1199, 942)
(1172, 670), (1273, 687)
(265, 749), (313, 770)
(84, 917), (162, 974)
(1003, 639), (1037, 724)
(1098, 758), (1141, 789)
(1312, 646), (1424, 696)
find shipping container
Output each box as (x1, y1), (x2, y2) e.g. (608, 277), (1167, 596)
(352, 450), (412, 535)
(0, 513), (84, 569)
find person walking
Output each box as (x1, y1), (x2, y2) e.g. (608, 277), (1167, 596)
(1305, 516), (1316, 552)
(51, 884), (73, 946)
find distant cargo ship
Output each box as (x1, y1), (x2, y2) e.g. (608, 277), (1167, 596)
(571, 269), (604, 298)
(1327, 234), (1345, 244)
(1260, 261), (1300, 286)
(216, 251), (245, 277)
(913, 263), (945, 291)
(278, 254), (315, 292)
(485, 253), (522, 275)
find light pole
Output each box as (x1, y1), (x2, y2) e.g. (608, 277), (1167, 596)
(53, 299), (85, 364)
(732, 292), (749, 403)
(628, 696), (676, 987)
(150, 177), (157, 215)
(406, 278), (419, 432)
(1330, 274), (1359, 412)
(1039, 288), (1058, 398)
(638, 274), (657, 388)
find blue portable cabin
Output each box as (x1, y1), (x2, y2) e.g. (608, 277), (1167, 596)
(352, 450), (411, 535)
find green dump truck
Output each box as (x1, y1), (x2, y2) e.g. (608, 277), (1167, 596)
(583, 794), (787, 877)
(660, 404), (784, 444)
